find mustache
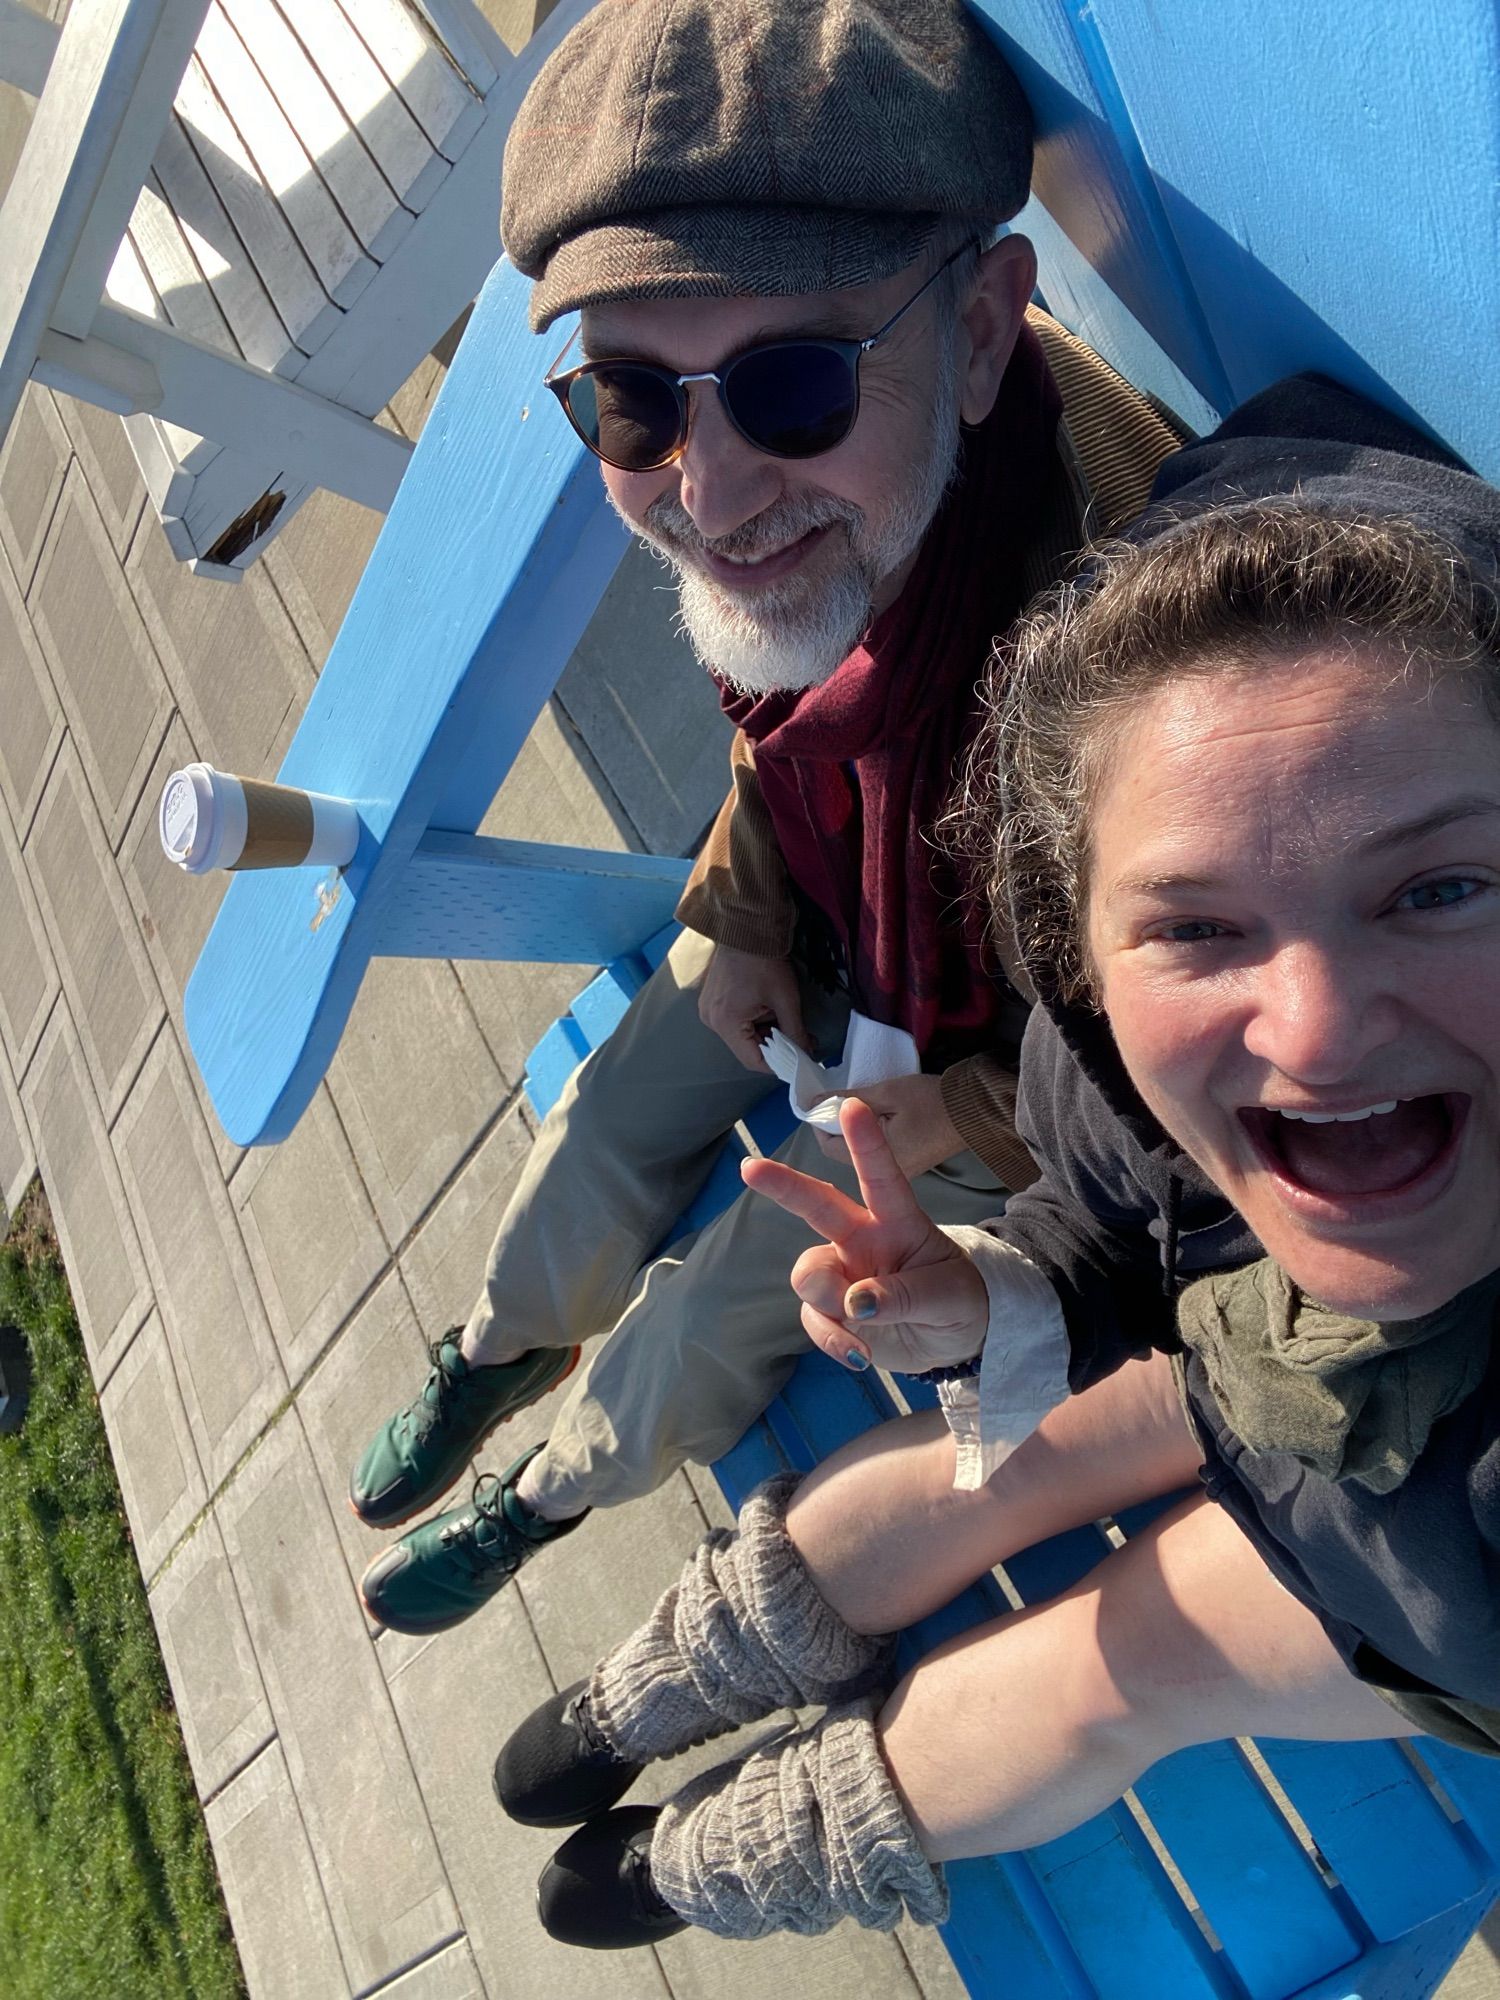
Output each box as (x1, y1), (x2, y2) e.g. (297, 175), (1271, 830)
(642, 492), (863, 563)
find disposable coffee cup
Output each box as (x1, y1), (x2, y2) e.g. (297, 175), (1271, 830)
(159, 763), (360, 874)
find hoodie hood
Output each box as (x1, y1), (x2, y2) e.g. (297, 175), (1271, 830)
(1018, 374), (1500, 1256)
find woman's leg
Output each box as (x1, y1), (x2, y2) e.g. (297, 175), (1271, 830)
(881, 1489), (1415, 1862)
(643, 1488), (1411, 1943)
(533, 1353), (1195, 1781)
(787, 1346), (1202, 1634)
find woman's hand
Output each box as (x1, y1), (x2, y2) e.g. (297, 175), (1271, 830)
(811, 1071), (963, 1178)
(742, 1096), (989, 1373)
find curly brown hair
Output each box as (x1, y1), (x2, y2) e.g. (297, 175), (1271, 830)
(951, 501), (1500, 1002)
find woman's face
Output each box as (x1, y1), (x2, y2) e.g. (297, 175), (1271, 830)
(1087, 649), (1500, 1318)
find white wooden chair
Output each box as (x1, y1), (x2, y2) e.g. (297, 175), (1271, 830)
(0, 0), (588, 579)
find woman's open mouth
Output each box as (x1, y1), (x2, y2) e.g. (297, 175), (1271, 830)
(1238, 1093), (1466, 1214)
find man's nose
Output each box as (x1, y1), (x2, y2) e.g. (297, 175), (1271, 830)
(1241, 940), (1401, 1083)
(673, 382), (783, 540)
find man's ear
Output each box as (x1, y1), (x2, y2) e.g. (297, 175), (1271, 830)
(958, 233), (1038, 425)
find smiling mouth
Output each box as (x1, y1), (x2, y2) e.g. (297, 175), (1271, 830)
(697, 526), (827, 586)
(1239, 1094), (1464, 1200)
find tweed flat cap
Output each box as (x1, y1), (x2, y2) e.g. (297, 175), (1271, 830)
(502, 0), (1033, 331)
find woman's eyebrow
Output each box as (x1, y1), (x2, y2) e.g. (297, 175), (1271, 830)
(1360, 798), (1500, 855)
(1112, 801), (1500, 896)
(1111, 871), (1218, 899)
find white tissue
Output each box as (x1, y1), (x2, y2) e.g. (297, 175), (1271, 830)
(759, 1011), (921, 1131)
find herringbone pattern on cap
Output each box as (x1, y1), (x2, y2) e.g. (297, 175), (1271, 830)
(502, 0), (1033, 328)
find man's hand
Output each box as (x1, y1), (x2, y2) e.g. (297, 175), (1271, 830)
(743, 1097), (988, 1373)
(697, 944), (809, 1073)
(813, 1071), (962, 1178)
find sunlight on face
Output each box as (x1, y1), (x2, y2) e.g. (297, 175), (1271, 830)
(580, 263), (965, 694)
(1086, 651), (1500, 1318)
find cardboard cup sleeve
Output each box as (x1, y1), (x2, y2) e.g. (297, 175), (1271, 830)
(159, 763), (360, 873)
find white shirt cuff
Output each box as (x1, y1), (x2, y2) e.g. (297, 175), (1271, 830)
(935, 1226), (1072, 1491)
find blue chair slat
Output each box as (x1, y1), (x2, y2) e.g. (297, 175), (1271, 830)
(569, 957), (649, 1046)
(970, 3), (1226, 426)
(1133, 1742), (1361, 2000)
(640, 923), (680, 972)
(1111, 1490), (1188, 1538)
(940, 1853), (1101, 2000)
(1256, 1738), (1490, 1939)
(376, 835), (689, 964)
(1290, 1890), (1499, 2000)
(742, 1091), (799, 1159)
(521, 1016), (590, 1120)
(1028, 1810), (1233, 2000)
(1414, 1740), (1500, 1858)
(998, 1520), (1115, 1603)
(712, 1414), (792, 1498)
(664, 1143), (751, 1246)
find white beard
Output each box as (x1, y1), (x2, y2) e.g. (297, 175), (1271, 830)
(628, 343), (964, 697)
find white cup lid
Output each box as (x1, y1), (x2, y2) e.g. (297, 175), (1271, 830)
(159, 764), (221, 872)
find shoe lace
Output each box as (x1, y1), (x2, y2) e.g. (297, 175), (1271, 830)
(406, 1335), (465, 1442)
(569, 1689), (619, 1762)
(625, 1827), (676, 1925)
(438, 1473), (524, 1580)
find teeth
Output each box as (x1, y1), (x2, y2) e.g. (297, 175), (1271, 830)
(1276, 1100), (1400, 1124)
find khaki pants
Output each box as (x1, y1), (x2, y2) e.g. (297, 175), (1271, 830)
(464, 929), (1008, 1513)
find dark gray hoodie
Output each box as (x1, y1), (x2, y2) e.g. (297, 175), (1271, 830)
(989, 377), (1500, 1709)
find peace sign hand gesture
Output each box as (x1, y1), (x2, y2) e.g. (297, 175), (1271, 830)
(741, 1096), (989, 1375)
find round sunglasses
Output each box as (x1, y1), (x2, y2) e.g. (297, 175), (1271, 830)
(544, 240), (977, 473)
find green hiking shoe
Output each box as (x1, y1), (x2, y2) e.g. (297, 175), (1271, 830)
(360, 1444), (587, 1634)
(348, 1334), (580, 1529)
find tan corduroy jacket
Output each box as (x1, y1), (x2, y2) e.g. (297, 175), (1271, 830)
(676, 310), (1188, 1188)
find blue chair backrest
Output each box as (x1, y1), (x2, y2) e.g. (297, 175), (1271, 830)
(970, 0), (1500, 480)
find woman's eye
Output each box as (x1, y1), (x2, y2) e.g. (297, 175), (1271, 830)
(1150, 919), (1227, 944)
(1397, 876), (1488, 912)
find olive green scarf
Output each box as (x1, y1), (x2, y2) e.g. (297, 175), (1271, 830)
(1177, 1261), (1500, 1494)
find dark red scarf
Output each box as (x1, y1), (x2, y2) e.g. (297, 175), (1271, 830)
(717, 327), (1060, 1060)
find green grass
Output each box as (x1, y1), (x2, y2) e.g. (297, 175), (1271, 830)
(0, 1189), (245, 2000)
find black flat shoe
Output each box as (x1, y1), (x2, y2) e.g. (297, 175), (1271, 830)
(536, 1805), (687, 1949)
(494, 1679), (643, 1827)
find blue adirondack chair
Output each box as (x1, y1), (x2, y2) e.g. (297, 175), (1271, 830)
(180, 3), (1500, 1992)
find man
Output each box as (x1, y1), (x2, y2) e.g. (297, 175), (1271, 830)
(353, 0), (1181, 1634)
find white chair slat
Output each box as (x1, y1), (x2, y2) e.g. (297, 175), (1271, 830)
(336, 0), (483, 162)
(220, 0), (415, 264)
(196, 2), (377, 310)
(182, 454), (309, 543)
(159, 410), (223, 475)
(283, 0), (442, 211)
(153, 104), (299, 378)
(406, 0), (497, 96)
(122, 409), (201, 517)
(0, 0), (61, 98)
(175, 51), (343, 356)
(105, 228), (162, 321)
(129, 172), (239, 354)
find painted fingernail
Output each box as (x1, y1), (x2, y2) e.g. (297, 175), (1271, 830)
(843, 1347), (871, 1372)
(849, 1290), (877, 1319)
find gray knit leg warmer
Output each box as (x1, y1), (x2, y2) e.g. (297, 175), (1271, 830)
(651, 1696), (950, 1938)
(585, 1474), (895, 1763)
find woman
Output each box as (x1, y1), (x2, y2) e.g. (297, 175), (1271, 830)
(495, 378), (1500, 1949)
